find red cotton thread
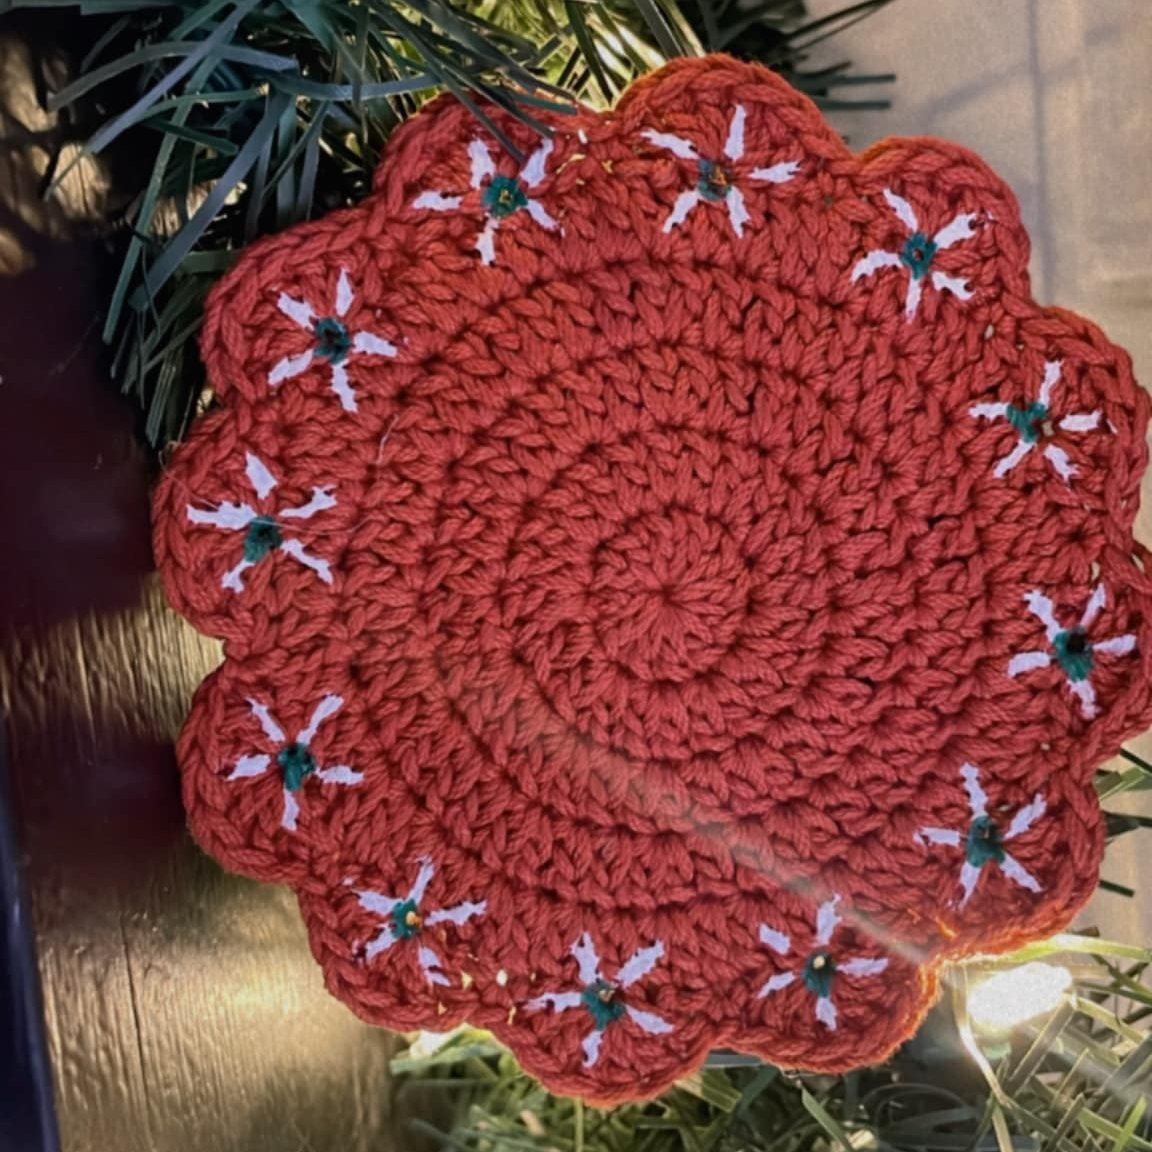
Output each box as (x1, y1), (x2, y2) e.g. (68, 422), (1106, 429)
(153, 56), (1152, 1104)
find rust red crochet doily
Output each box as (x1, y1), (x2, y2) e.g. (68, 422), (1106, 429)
(154, 55), (1152, 1102)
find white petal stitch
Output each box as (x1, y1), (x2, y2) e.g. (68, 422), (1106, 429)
(226, 695), (361, 831)
(524, 934), (672, 1067)
(269, 268), (399, 412)
(185, 452), (336, 593)
(915, 763), (1045, 907)
(969, 360), (1104, 485)
(758, 925), (791, 955)
(1008, 585), (1137, 719)
(245, 452), (277, 500)
(852, 187), (979, 319)
(411, 136), (561, 266)
(643, 103), (801, 238)
(357, 857), (486, 985)
(756, 896), (888, 1032)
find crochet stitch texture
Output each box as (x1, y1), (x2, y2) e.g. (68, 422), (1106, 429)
(154, 56), (1152, 1103)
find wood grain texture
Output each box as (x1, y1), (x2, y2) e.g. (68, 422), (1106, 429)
(0, 22), (398, 1150)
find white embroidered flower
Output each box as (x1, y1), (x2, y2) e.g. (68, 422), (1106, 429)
(524, 933), (672, 1067)
(970, 360), (1103, 483)
(186, 451), (335, 592)
(757, 896), (888, 1031)
(412, 137), (560, 266)
(915, 763), (1045, 907)
(851, 188), (978, 319)
(642, 104), (800, 238)
(1008, 586), (1136, 720)
(357, 858), (486, 987)
(270, 268), (398, 412)
(228, 695), (361, 831)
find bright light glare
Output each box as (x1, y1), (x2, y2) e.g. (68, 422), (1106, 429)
(967, 962), (1072, 1031)
(407, 1025), (466, 1059)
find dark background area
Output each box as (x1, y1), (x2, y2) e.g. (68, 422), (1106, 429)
(0, 14), (401, 1151)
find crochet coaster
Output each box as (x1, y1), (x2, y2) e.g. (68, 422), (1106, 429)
(154, 55), (1152, 1103)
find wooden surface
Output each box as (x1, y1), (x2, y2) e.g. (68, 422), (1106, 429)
(0, 21), (398, 1152)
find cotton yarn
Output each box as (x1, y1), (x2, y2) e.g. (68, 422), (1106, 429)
(153, 55), (1152, 1103)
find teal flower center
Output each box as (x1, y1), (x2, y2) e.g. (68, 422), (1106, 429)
(965, 815), (1006, 868)
(482, 175), (528, 219)
(243, 515), (282, 562)
(581, 980), (627, 1031)
(801, 950), (836, 999)
(900, 231), (937, 280)
(276, 742), (316, 792)
(1006, 400), (1050, 444)
(392, 898), (423, 940)
(697, 159), (732, 201)
(313, 316), (351, 363)
(1054, 627), (1094, 681)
